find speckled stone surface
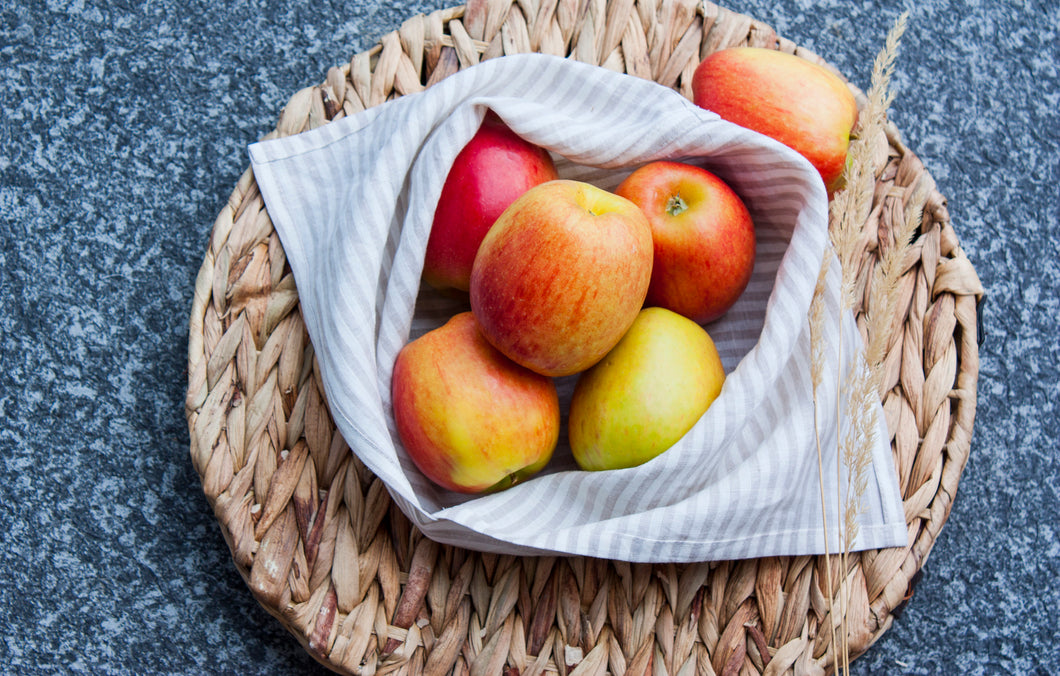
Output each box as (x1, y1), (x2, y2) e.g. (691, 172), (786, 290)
(1, 0), (1057, 673)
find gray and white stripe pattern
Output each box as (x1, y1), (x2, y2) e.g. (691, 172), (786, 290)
(249, 53), (906, 563)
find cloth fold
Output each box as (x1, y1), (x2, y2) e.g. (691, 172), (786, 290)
(248, 53), (906, 563)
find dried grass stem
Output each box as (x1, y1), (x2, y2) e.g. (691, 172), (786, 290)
(809, 11), (911, 675)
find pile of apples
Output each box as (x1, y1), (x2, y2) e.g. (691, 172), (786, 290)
(392, 47), (857, 494)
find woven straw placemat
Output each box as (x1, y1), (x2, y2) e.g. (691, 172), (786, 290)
(185, 0), (984, 673)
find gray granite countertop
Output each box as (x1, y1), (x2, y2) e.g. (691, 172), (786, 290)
(1, 0), (1057, 673)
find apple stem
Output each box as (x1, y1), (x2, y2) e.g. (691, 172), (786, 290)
(665, 195), (688, 217)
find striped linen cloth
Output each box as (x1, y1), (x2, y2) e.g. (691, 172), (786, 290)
(248, 53), (906, 562)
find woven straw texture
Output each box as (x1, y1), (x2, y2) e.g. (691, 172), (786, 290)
(185, 0), (985, 673)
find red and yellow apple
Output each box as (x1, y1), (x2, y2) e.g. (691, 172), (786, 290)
(391, 312), (560, 493)
(469, 179), (654, 377)
(616, 160), (755, 324)
(691, 47), (858, 193)
(569, 307), (726, 471)
(423, 112), (558, 291)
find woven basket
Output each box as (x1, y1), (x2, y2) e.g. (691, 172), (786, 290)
(186, 0), (984, 673)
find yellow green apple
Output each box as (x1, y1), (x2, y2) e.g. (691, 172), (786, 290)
(469, 179), (654, 377)
(391, 312), (560, 493)
(616, 160), (755, 323)
(569, 307), (726, 471)
(691, 47), (858, 193)
(423, 112), (558, 291)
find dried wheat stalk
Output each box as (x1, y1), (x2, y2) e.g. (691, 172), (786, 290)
(809, 12), (911, 675)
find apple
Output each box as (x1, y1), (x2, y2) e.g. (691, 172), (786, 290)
(691, 47), (858, 193)
(423, 112), (558, 291)
(469, 179), (654, 377)
(568, 307), (726, 471)
(615, 160), (755, 324)
(391, 312), (560, 493)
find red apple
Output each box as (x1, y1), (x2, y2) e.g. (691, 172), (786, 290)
(469, 180), (654, 377)
(391, 312), (560, 494)
(423, 112), (558, 291)
(691, 47), (858, 193)
(616, 161), (755, 324)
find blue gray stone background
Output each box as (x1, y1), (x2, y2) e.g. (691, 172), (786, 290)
(1, 0), (1056, 673)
